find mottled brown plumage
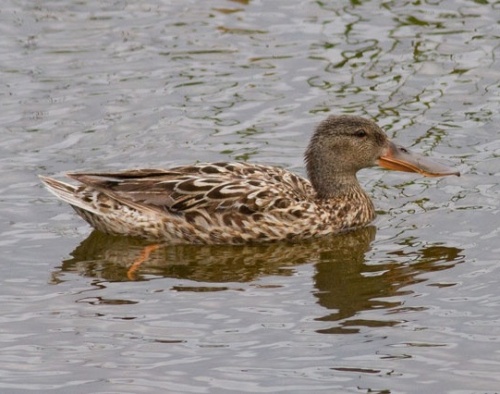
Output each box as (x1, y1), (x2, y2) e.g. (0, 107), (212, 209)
(40, 115), (458, 244)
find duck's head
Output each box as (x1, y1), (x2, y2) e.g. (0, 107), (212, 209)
(305, 115), (459, 198)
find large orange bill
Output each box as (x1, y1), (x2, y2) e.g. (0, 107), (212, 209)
(377, 141), (460, 177)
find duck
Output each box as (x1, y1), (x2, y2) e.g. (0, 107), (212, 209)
(40, 115), (459, 244)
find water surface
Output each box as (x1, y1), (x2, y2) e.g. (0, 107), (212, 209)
(1, 0), (499, 393)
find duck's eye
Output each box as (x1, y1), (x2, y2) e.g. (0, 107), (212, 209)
(354, 129), (367, 138)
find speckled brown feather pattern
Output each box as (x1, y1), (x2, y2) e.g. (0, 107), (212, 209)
(40, 161), (375, 244)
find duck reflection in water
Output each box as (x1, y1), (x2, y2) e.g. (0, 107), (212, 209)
(314, 237), (464, 334)
(52, 227), (464, 334)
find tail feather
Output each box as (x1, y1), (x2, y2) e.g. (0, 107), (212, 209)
(39, 175), (100, 215)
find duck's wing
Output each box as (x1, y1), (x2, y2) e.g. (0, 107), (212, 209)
(66, 162), (314, 216)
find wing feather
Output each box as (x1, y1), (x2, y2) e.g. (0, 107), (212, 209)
(67, 163), (314, 217)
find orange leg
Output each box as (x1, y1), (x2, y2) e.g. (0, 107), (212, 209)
(127, 244), (160, 280)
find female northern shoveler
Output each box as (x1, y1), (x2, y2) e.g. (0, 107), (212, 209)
(40, 115), (459, 244)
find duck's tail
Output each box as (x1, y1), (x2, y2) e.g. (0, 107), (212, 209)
(39, 175), (100, 215)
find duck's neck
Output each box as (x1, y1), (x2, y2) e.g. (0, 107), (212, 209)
(311, 172), (365, 200)
(311, 172), (376, 228)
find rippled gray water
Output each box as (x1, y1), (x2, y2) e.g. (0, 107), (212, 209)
(1, 0), (500, 393)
